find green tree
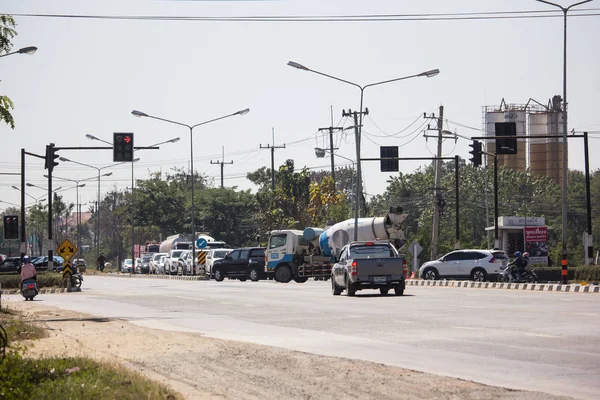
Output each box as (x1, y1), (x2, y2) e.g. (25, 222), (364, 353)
(0, 15), (18, 128)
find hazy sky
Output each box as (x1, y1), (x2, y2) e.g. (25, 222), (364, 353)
(1, 0), (599, 211)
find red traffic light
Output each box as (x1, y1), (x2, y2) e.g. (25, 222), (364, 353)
(124, 135), (131, 144)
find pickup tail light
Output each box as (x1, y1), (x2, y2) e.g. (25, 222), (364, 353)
(402, 259), (408, 277)
(351, 261), (357, 276)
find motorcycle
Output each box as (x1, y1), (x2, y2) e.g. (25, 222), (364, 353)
(499, 264), (538, 283)
(21, 278), (39, 301)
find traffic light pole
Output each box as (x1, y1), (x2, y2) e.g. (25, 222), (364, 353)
(20, 149), (46, 262)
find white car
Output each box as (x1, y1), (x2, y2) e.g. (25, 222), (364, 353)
(205, 248), (231, 278)
(150, 252), (167, 274)
(164, 249), (186, 275)
(419, 249), (508, 282)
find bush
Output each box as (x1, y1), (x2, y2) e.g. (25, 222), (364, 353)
(0, 273), (65, 290)
(574, 265), (600, 282)
(529, 267), (576, 282)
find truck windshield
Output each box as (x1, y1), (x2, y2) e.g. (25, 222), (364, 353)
(350, 245), (395, 259)
(269, 234), (287, 249)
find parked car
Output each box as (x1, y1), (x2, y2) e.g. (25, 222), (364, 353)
(137, 254), (152, 274)
(32, 255), (65, 272)
(121, 258), (133, 273)
(211, 247), (266, 282)
(0, 256), (21, 274)
(419, 249), (509, 282)
(205, 248), (231, 278)
(177, 250), (192, 275)
(150, 252), (167, 274)
(164, 249), (185, 275)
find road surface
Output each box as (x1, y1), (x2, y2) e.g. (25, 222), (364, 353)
(7, 276), (600, 399)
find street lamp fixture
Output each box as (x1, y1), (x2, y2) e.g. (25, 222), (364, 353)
(0, 46), (38, 58)
(289, 61), (439, 240)
(131, 107), (250, 275)
(535, 0), (593, 276)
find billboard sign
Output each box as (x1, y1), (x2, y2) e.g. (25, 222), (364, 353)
(525, 226), (548, 265)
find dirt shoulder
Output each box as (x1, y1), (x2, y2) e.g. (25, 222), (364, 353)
(6, 300), (570, 400)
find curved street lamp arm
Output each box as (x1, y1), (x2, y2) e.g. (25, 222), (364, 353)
(305, 68), (362, 91)
(363, 73), (424, 90)
(190, 113), (239, 130)
(144, 114), (191, 129)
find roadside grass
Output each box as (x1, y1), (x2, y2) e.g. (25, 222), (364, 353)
(0, 307), (180, 400)
(0, 352), (179, 400)
(0, 272), (64, 290)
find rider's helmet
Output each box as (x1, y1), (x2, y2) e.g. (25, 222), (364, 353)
(514, 251), (522, 257)
(523, 252), (530, 258)
(23, 255), (31, 263)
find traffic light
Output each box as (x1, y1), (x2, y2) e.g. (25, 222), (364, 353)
(44, 143), (59, 171)
(469, 140), (482, 167)
(494, 122), (517, 155)
(113, 132), (134, 162)
(380, 146), (399, 172)
(3, 215), (19, 240)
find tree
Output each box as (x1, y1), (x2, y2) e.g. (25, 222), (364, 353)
(0, 15), (18, 129)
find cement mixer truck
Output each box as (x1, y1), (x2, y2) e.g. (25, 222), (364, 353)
(265, 208), (407, 283)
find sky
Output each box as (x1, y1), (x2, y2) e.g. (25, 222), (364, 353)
(1, 0), (599, 212)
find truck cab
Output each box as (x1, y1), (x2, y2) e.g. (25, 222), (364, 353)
(266, 230), (331, 283)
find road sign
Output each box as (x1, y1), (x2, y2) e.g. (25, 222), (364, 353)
(197, 250), (207, 265)
(62, 261), (73, 278)
(408, 241), (422, 257)
(56, 238), (77, 262)
(196, 238), (207, 249)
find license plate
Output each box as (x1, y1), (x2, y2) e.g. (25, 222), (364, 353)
(373, 276), (387, 284)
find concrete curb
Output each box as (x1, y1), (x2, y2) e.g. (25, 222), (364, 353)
(0, 287), (81, 296)
(105, 273), (206, 281)
(406, 279), (600, 293)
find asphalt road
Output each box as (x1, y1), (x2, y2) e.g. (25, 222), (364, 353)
(8, 276), (600, 399)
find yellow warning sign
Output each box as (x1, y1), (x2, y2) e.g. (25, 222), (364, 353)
(62, 261), (73, 278)
(56, 238), (77, 262)
(197, 251), (207, 265)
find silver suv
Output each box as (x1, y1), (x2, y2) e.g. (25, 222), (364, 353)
(419, 249), (508, 282)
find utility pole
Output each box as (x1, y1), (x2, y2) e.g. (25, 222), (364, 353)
(260, 128), (286, 191)
(317, 107), (344, 188)
(424, 106), (444, 259)
(342, 108), (369, 218)
(210, 146), (233, 189)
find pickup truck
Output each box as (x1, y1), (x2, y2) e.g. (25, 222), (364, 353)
(212, 247), (266, 282)
(331, 241), (407, 296)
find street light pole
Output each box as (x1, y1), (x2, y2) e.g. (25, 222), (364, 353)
(536, 0), (592, 282)
(132, 109), (249, 274)
(288, 61), (439, 240)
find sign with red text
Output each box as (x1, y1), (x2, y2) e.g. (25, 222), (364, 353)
(525, 226), (548, 265)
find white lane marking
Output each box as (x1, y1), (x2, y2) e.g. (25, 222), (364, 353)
(174, 296), (207, 301)
(460, 305), (485, 309)
(451, 325), (479, 330)
(576, 312), (599, 317)
(347, 315), (365, 318)
(523, 332), (561, 339)
(394, 320), (415, 324)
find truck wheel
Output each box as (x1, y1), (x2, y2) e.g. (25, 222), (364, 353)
(379, 287), (389, 295)
(346, 275), (356, 297)
(249, 268), (260, 282)
(394, 283), (405, 296)
(293, 277), (308, 283)
(214, 268), (224, 282)
(275, 265), (293, 283)
(331, 276), (342, 295)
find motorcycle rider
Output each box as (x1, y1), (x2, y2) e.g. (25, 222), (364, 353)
(508, 251), (526, 282)
(20, 255), (37, 285)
